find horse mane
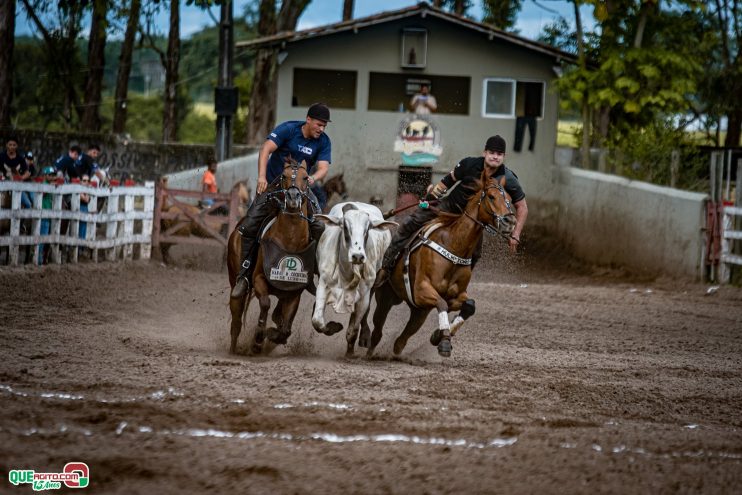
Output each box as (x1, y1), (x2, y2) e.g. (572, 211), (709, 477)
(432, 177), (484, 225)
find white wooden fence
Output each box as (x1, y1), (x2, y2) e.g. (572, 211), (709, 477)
(716, 156), (742, 284)
(0, 181), (155, 266)
(721, 205), (742, 283)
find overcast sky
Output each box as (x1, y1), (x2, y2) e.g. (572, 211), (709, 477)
(15, 0), (594, 42)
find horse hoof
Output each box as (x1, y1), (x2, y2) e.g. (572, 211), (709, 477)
(325, 321), (344, 336)
(358, 329), (370, 348)
(437, 338), (452, 358)
(430, 329), (443, 346)
(268, 327), (290, 345)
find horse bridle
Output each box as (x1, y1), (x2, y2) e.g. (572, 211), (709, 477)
(267, 163), (312, 221)
(464, 182), (517, 242)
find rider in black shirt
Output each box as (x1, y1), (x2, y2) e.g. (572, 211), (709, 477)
(374, 135), (528, 287)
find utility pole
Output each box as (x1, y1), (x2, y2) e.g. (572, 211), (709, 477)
(215, 0), (237, 161)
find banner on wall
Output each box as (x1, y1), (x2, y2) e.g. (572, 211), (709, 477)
(393, 114), (442, 166)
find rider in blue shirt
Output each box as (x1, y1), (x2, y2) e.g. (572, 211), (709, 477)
(231, 103), (333, 298)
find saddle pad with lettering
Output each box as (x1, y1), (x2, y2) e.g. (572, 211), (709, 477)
(261, 237), (317, 292)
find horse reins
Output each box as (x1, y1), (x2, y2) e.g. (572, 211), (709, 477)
(463, 184), (519, 244)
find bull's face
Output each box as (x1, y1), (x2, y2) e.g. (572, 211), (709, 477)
(316, 203), (397, 266)
(342, 209), (372, 265)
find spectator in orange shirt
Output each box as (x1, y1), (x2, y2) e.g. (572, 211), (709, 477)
(201, 158), (218, 207)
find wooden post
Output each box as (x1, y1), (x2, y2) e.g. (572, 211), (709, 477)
(32, 188), (42, 265)
(123, 192), (134, 260)
(88, 189), (99, 262)
(670, 150), (679, 189)
(50, 193), (63, 264)
(70, 192), (80, 264)
(141, 182), (155, 260)
(152, 182), (163, 249)
(105, 189), (118, 261)
(9, 189), (21, 266)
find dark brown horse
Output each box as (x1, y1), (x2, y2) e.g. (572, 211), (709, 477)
(227, 159), (313, 354)
(321, 173), (348, 213)
(365, 169), (516, 358)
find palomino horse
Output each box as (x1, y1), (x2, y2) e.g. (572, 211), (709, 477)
(227, 159), (313, 354)
(365, 169), (516, 358)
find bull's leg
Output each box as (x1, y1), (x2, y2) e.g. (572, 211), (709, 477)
(346, 288), (372, 357)
(311, 278), (330, 334)
(393, 306), (432, 355)
(366, 285), (400, 356)
(269, 294), (301, 345)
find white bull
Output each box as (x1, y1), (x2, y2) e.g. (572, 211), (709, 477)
(312, 202), (396, 356)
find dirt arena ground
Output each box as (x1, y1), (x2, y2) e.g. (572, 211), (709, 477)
(1, 236), (741, 494)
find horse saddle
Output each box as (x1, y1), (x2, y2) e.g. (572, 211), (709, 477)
(260, 237), (317, 292)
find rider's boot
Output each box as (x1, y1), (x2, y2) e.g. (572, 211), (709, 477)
(308, 216), (325, 242)
(230, 233), (256, 299)
(374, 246), (399, 288)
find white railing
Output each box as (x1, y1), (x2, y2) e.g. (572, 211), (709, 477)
(721, 205), (742, 283)
(0, 181), (155, 266)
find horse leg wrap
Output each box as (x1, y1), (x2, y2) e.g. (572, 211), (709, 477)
(438, 311), (450, 331)
(460, 299), (476, 319)
(450, 300), (475, 337)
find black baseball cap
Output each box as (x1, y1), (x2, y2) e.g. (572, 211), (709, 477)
(485, 135), (506, 153)
(307, 103), (331, 123)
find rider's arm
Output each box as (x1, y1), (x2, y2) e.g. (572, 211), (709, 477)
(309, 161), (329, 186)
(509, 198), (528, 252)
(257, 139), (278, 194)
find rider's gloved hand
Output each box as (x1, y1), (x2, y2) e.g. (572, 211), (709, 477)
(426, 182), (447, 199)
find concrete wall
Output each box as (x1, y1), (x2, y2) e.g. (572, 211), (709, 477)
(164, 152), (258, 193)
(274, 15), (561, 213)
(557, 167), (708, 278)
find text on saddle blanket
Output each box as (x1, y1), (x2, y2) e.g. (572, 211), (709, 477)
(260, 237), (317, 291)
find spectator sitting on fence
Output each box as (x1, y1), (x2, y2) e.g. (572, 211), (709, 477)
(77, 144), (107, 184)
(38, 166), (57, 265)
(1, 137), (26, 180)
(24, 151), (36, 178)
(200, 158), (218, 209)
(53, 145), (82, 181)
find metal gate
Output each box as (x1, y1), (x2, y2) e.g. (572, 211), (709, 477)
(707, 150), (742, 283)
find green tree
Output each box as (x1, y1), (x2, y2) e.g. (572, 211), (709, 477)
(482, 0), (522, 31)
(245, 0), (312, 146)
(0, 0), (15, 127)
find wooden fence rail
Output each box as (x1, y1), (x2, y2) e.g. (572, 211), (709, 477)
(719, 159), (742, 284)
(0, 181), (155, 266)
